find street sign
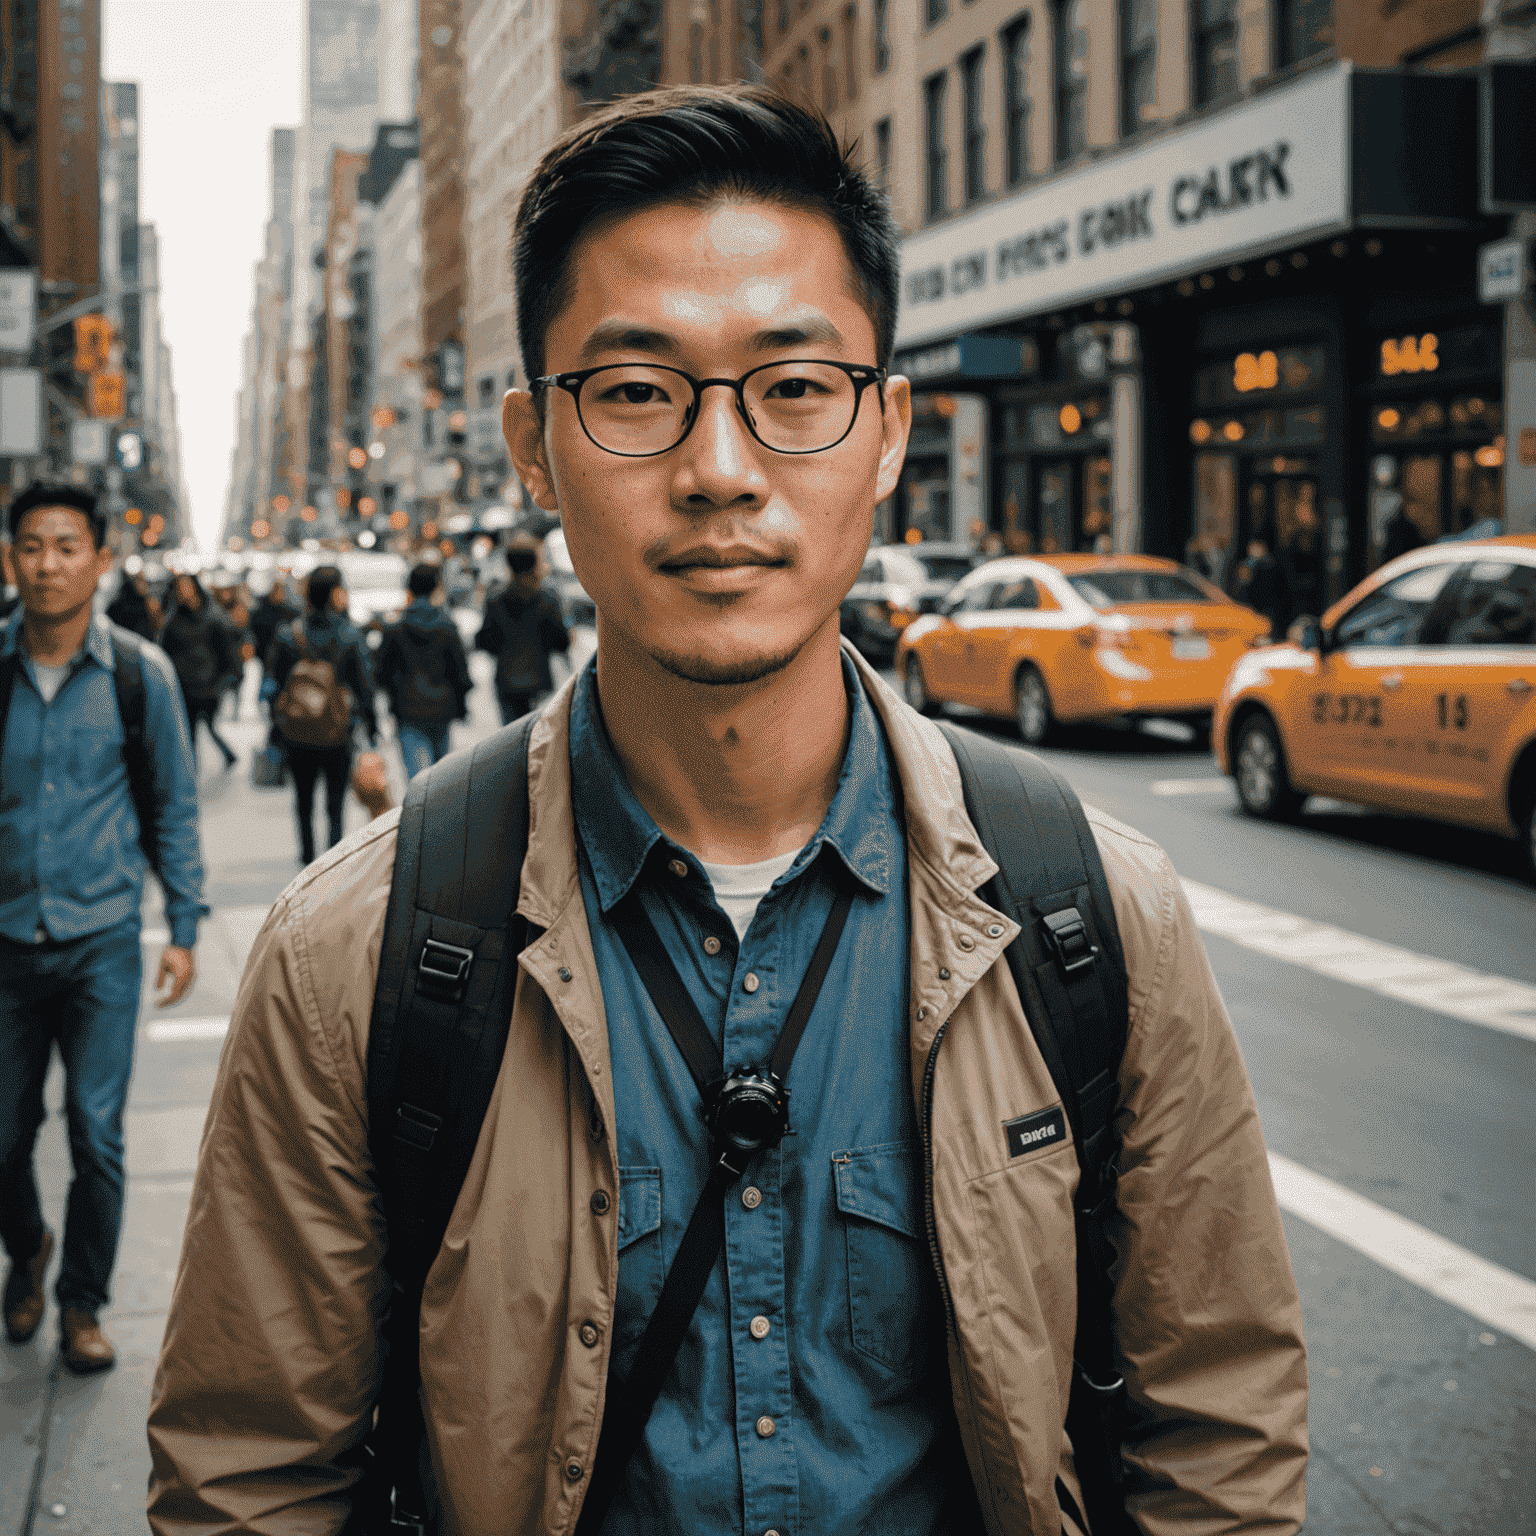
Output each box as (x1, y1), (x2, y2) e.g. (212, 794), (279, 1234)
(0, 367), (42, 454)
(71, 418), (111, 465)
(74, 314), (113, 372)
(88, 369), (126, 419)
(1478, 239), (1527, 304)
(0, 270), (37, 352)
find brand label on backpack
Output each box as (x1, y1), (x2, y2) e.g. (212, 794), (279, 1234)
(1003, 1106), (1067, 1159)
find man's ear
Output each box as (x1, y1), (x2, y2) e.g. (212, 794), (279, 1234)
(874, 374), (912, 505)
(504, 390), (559, 511)
(94, 543), (113, 581)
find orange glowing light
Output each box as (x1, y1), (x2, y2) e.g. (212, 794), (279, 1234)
(1475, 442), (1505, 469)
(141, 529), (159, 547)
(300, 505), (318, 522)
(358, 496), (377, 515)
(1189, 419), (1213, 445)
(440, 539), (455, 556)
(1222, 421), (1245, 442)
(371, 405), (397, 430)
(421, 521), (438, 540)
(1377, 409), (1401, 431)
(336, 488), (351, 509)
(347, 446), (369, 470)
(904, 527), (924, 544)
(250, 520), (271, 539)
(1059, 403), (1082, 434)
(272, 495), (291, 513)
(227, 536), (245, 552)
(124, 507), (142, 525)
(388, 509), (410, 531)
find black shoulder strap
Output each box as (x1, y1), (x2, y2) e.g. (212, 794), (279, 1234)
(353, 711), (539, 1535)
(935, 720), (1136, 1536)
(108, 631), (160, 878)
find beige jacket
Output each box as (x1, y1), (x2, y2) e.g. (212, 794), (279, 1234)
(148, 653), (1307, 1535)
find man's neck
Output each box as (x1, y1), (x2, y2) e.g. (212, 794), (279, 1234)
(595, 619), (850, 866)
(21, 604), (93, 669)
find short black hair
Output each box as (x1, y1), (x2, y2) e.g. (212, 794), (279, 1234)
(8, 482), (107, 549)
(512, 84), (899, 385)
(307, 564), (344, 612)
(408, 561), (442, 598)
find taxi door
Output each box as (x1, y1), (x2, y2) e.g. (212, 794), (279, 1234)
(963, 576), (1045, 714)
(933, 579), (1003, 708)
(1301, 559), (1463, 807)
(1409, 559), (1536, 829)
(921, 580), (994, 700)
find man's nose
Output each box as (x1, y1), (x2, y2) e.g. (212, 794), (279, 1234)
(681, 382), (762, 490)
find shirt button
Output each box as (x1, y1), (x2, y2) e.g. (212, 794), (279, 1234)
(590, 1190), (610, 1214)
(957, 933), (976, 952)
(741, 1186), (762, 1210)
(668, 858), (688, 878)
(938, 967), (950, 980)
(743, 972), (760, 994)
(578, 1322), (600, 1348)
(755, 1415), (776, 1438)
(703, 935), (722, 956)
(987, 923), (1005, 938)
(558, 966), (572, 983)
(749, 1315), (770, 1340)
(565, 1460), (584, 1482)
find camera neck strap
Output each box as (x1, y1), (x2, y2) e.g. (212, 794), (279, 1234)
(576, 870), (854, 1533)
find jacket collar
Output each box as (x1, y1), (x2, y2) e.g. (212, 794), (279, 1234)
(2, 607), (114, 671)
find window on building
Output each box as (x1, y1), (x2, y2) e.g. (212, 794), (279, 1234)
(1052, 0), (1088, 164)
(1275, 0), (1333, 67)
(821, 27), (837, 109)
(1119, 0), (1156, 134)
(1001, 15), (1031, 186)
(924, 71), (948, 221)
(927, 0), (947, 29)
(961, 45), (986, 204)
(478, 375), (495, 409)
(873, 0), (891, 71)
(843, 5), (858, 101)
(1193, 0), (1239, 105)
(875, 116), (892, 187)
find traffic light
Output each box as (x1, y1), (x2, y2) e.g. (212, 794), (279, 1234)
(73, 315), (113, 373)
(88, 370), (126, 419)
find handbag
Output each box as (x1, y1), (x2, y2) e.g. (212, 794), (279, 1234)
(250, 743), (287, 789)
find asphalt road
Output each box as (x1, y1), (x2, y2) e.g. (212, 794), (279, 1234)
(2, 654), (1532, 1534)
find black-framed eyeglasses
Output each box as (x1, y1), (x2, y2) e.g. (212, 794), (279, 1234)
(531, 359), (888, 458)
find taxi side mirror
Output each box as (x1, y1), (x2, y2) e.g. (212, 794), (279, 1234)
(1287, 615), (1323, 652)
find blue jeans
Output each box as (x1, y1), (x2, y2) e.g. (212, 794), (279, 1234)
(397, 720), (452, 780)
(0, 916), (143, 1312)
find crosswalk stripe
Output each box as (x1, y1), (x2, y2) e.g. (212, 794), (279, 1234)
(1269, 1152), (1536, 1352)
(1150, 778), (1234, 796)
(145, 1016), (230, 1043)
(1183, 879), (1536, 1043)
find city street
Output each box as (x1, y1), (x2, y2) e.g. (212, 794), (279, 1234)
(1, 661), (1533, 1534)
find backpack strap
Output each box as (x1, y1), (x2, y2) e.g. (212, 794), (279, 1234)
(352, 711), (539, 1535)
(108, 630), (161, 879)
(935, 721), (1135, 1536)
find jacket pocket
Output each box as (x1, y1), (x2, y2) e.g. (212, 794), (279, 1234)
(614, 1167), (663, 1365)
(833, 1140), (931, 1380)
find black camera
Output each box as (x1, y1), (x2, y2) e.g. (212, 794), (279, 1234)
(706, 1068), (790, 1177)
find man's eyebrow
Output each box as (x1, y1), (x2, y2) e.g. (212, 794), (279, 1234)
(573, 316), (848, 366)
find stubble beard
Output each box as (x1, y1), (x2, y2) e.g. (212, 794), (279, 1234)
(646, 634), (809, 687)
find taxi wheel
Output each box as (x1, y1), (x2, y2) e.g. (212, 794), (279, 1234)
(1016, 667), (1055, 748)
(1234, 714), (1303, 820)
(902, 656), (937, 717)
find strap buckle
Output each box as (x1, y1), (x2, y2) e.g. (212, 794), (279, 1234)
(1041, 907), (1098, 981)
(417, 938), (474, 1003)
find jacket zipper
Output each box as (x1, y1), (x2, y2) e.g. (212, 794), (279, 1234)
(920, 1020), (957, 1334)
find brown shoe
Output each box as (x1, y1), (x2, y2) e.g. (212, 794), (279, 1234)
(60, 1306), (115, 1374)
(3, 1229), (54, 1344)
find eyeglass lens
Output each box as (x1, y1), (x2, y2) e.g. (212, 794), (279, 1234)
(576, 363), (861, 455)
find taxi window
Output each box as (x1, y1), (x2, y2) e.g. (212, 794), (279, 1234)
(858, 558), (882, 583)
(957, 582), (1000, 613)
(1067, 571), (1213, 607)
(1439, 562), (1536, 647)
(991, 578), (1040, 611)
(1333, 563), (1457, 649)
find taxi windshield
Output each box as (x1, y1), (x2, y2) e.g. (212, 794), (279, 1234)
(1068, 570), (1216, 608)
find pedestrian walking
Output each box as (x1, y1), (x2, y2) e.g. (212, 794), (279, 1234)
(475, 539), (569, 724)
(248, 577), (299, 679)
(1234, 538), (1293, 638)
(209, 578), (256, 723)
(266, 565), (378, 866)
(157, 573), (240, 768)
(150, 87), (1306, 1536)
(105, 569), (158, 642)
(1, 483), (204, 1376)
(375, 562), (471, 779)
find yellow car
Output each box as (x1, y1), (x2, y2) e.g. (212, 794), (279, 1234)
(896, 554), (1270, 745)
(1214, 536), (1536, 878)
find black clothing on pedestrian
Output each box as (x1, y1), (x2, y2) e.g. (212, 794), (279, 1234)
(475, 581), (569, 709)
(1381, 508), (1427, 565)
(285, 744), (353, 865)
(375, 599), (471, 726)
(250, 593), (300, 668)
(1235, 552), (1293, 638)
(105, 581), (157, 642)
(158, 579), (240, 766)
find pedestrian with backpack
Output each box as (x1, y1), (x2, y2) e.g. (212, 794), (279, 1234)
(1, 484), (205, 1377)
(475, 537), (570, 724)
(157, 573), (240, 769)
(149, 88), (1306, 1536)
(375, 562), (472, 779)
(267, 565), (378, 866)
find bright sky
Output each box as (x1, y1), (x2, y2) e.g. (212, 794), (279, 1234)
(103, 0), (304, 553)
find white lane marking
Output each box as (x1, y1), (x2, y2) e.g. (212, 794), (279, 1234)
(1270, 1153), (1536, 1352)
(1183, 879), (1536, 1043)
(1150, 778), (1233, 796)
(144, 1016), (230, 1044)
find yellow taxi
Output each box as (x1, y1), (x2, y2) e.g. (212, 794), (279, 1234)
(896, 554), (1270, 745)
(1214, 536), (1536, 877)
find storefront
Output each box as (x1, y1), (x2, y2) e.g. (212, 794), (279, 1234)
(891, 60), (1496, 605)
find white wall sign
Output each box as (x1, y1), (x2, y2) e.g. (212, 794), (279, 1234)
(0, 270), (37, 353)
(894, 65), (1351, 349)
(71, 418), (110, 466)
(0, 367), (42, 455)
(1477, 238), (1527, 304)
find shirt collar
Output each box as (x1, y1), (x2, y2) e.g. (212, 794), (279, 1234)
(568, 651), (897, 915)
(1, 608), (113, 669)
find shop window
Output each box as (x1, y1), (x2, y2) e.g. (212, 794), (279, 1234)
(961, 46), (986, 204)
(1119, 0), (1156, 136)
(1001, 15), (1031, 187)
(873, 0), (891, 71)
(1190, 453), (1237, 589)
(1052, 0), (1089, 163)
(1192, 0), (1239, 107)
(924, 72), (948, 222)
(1275, 0), (1332, 68)
(874, 117), (892, 187)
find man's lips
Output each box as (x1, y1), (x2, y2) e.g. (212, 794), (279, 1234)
(658, 546), (789, 574)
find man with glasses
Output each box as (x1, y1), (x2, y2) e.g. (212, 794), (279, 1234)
(150, 86), (1307, 1535)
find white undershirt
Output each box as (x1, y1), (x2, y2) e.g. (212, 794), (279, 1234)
(31, 660), (72, 704)
(699, 847), (802, 942)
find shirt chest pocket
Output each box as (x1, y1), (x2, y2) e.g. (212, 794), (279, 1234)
(833, 1140), (932, 1382)
(614, 1167), (663, 1367)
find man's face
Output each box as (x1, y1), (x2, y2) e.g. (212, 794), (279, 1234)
(11, 508), (110, 622)
(506, 201), (910, 686)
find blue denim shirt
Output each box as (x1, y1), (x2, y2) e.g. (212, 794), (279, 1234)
(0, 611), (207, 949)
(570, 657), (952, 1536)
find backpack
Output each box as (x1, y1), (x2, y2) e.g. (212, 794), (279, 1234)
(273, 620), (354, 748)
(171, 612), (222, 694)
(351, 716), (1133, 1536)
(0, 627), (163, 877)
(392, 624), (457, 722)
